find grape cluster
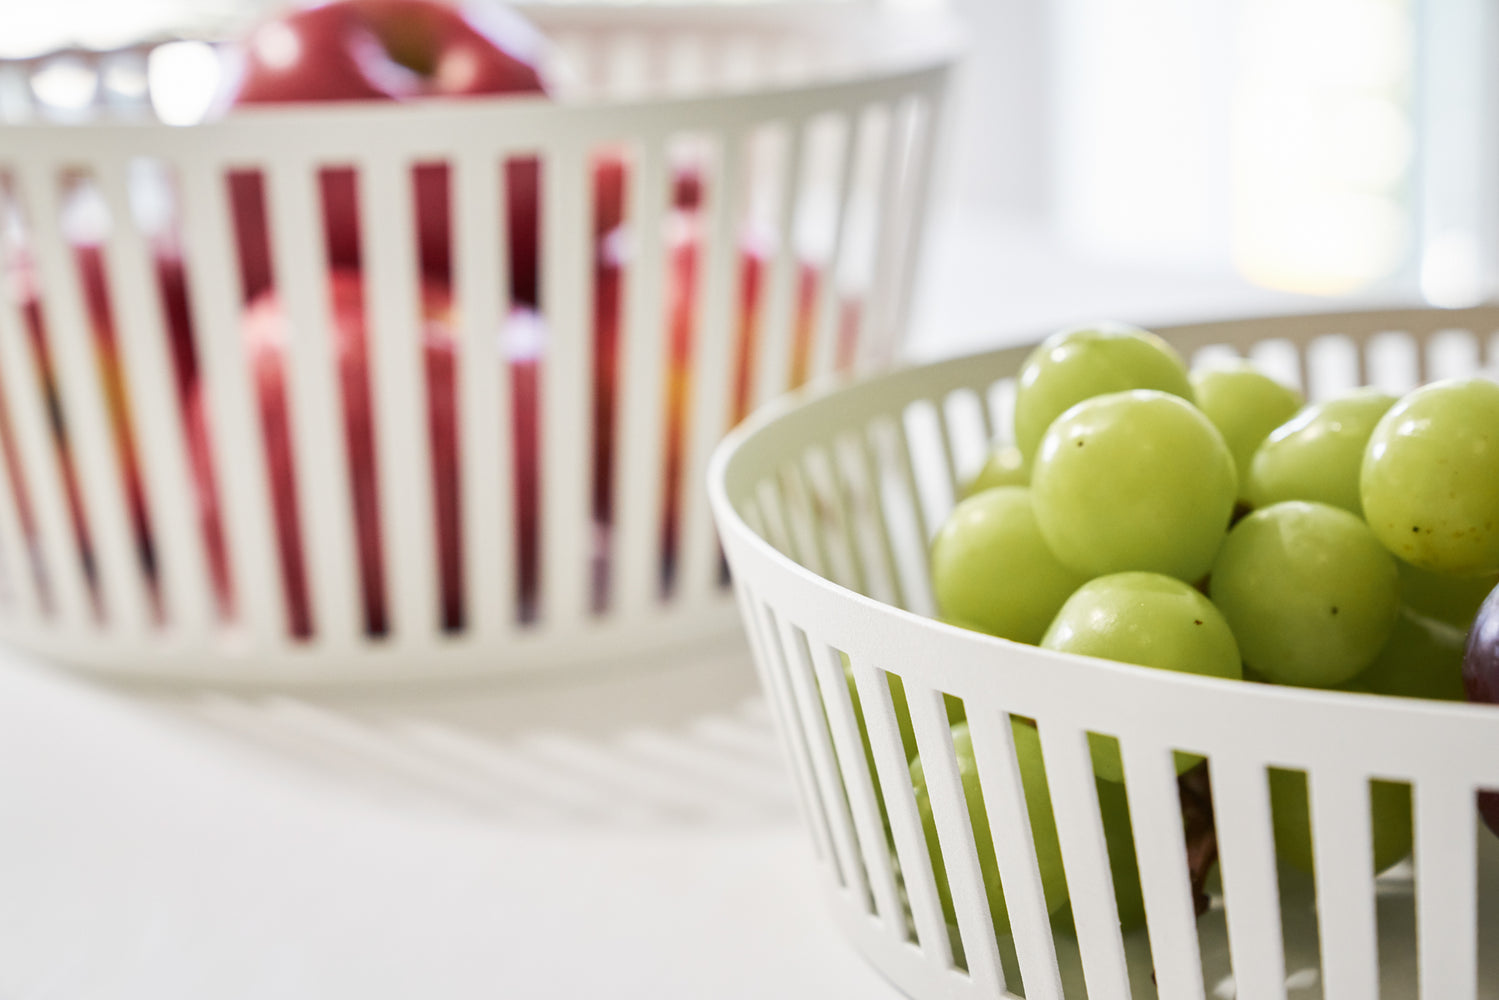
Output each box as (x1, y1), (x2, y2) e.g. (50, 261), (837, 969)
(909, 323), (1499, 936)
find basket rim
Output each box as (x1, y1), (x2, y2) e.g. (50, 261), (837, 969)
(0, 55), (956, 162)
(0, 6), (965, 132)
(708, 303), (1499, 747)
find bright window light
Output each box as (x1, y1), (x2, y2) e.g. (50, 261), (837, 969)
(148, 40), (222, 126)
(1232, 0), (1414, 295)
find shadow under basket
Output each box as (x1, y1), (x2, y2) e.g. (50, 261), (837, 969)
(0, 4), (959, 684)
(709, 307), (1499, 1000)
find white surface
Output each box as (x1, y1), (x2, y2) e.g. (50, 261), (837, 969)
(0, 213), (1388, 999)
(0, 640), (903, 1000)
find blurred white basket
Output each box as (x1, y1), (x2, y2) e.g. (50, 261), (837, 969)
(0, 3), (959, 684)
(710, 308), (1499, 1000)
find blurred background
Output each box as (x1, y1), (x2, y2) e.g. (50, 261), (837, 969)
(6, 0), (1487, 357)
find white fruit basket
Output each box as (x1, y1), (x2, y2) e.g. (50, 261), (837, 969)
(710, 307), (1499, 1000)
(0, 3), (958, 683)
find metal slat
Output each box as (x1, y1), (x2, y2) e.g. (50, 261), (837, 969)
(177, 161), (286, 648)
(539, 144), (594, 628)
(95, 160), (214, 638)
(678, 131), (749, 602)
(1037, 722), (1132, 1000)
(361, 156), (438, 643)
(265, 158), (362, 647)
(452, 149), (513, 641)
(1118, 740), (1207, 1000)
(1210, 757), (1289, 1000)
(14, 163), (148, 636)
(1307, 770), (1380, 1000)
(611, 141), (671, 617)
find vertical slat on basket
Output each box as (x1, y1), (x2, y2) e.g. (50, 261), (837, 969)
(907, 682), (1007, 994)
(540, 142), (593, 627)
(931, 396), (964, 503)
(773, 614), (872, 904)
(1036, 722), (1131, 1000)
(857, 100), (907, 372)
(0, 409), (37, 619)
(826, 438), (878, 601)
(752, 597), (837, 869)
(453, 149), (512, 641)
(177, 161), (285, 644)
(850, 656), (954, 963)
(888, 84), (948, 353)
(732, 578), (826, 867)
(806, 108), (862, 383)
(0, 244), (86, 625)
(361, 156), (438, 642)
(852, 430), (908, 611)
(810, 641), (906, 931)
(750, 120), (806, 411)
(891, 413), (935, 544)
(1118, 740), (1206, 1000)
(753, 476), (796, 563)
(95, 161), (213, 637)
(679, 131), (748, 602)
(14, 163), (148, 636)
(882, 417), (937, 618)
(1415, 779), (1478, 1000)
(968, 710), (1065, 1000)
(778, 459), (832, 583)
(1209, 757), (1289, 1000)
(1306, 770), (1379, 1000)
(613, 140), (671, 618)
(265, 159), (362, 646)
(800, 448), (863, 596)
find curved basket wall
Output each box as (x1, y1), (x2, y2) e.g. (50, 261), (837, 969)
(0, 5), (958, 683)
(711, 307), (1499, 1000)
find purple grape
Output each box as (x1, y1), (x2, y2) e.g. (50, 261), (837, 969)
(1463, 581), (1499, 835)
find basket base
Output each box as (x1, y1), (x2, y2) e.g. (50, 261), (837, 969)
(825, 825), (1499, 999)
(0, 596), (746, 689)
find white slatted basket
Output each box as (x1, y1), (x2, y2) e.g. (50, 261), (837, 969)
(710, 308), (1499, 1000)
(0, 4), (958, 683)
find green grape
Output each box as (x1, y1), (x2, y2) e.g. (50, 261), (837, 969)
(1191, 362), (1303, 497)
(911, 720), (1070, 934)
(1210, 501), (1400, 686)
(1031, 390), (1237, 582)
(931, 487), (1090, 645)
(961, 443), (1029, 499)
(1398, 561), (1499, 632)
(1247, 387), (1397, 517)
(1340, 610), (1466, 702)
(1041, 572), (1242, 782)
(1361, 378), (1499, 576)
(1013, 323), (1194, 464)
(1268, 768), (1413, 875)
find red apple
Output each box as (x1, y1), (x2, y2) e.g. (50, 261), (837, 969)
(225, 0), (548, 302)
(187, 269), (547, 636)
(672, 162), (703, 213)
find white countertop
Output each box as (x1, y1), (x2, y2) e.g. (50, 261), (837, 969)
(0, 211), (1380, 999)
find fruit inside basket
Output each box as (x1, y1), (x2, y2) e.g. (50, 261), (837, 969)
(0, 1), (958, 679)
(711, 309), (1499, 1000)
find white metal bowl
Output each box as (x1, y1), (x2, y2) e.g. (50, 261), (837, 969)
(710, 307), (1499, 1000)
(0, 4), (958, 684)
